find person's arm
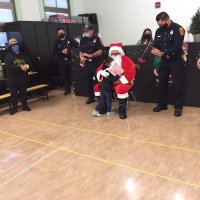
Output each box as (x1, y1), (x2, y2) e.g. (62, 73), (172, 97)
(79, 38), (84, 58)
(5, 54), (23, 73)
(90, 49), (103, 58)
(151, 30), (163, 57)
(70, 38), (79, 48)
(108, 75), (120, 82)
(152, 30), (160, 49)
(163, 26), (185, 58)
(53, 40), (63, 56)
(94, 37), (104, 57)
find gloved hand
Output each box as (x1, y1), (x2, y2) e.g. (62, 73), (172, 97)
(101, 70), (109, 78)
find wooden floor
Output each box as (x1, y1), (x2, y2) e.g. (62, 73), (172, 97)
(0, 90), (200, 200)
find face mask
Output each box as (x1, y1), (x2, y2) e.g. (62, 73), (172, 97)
(84, 32), (90, 38)
(59, 33), (65, 39)
(11, 44), (20, 53)
(144, 34), (151, 39)
(160, 23), (168, 30)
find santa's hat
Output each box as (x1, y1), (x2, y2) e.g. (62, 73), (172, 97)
(109, 42), (125, 57)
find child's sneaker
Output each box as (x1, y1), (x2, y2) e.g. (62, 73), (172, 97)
(106, 112), (115, 116)
(92, 110), (102, 117)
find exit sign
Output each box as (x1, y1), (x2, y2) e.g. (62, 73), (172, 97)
(155, 2), (161, 8)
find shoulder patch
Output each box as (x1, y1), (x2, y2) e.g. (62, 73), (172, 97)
(179, 27), (185, 36)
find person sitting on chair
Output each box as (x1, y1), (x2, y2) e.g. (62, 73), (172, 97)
(5, 38), (32, 115)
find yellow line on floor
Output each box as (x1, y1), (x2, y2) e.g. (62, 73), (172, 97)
(17, 117), (200, 154)
(0, 129), (200, 189)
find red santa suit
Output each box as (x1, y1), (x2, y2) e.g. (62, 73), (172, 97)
(94, 43), (136, 99)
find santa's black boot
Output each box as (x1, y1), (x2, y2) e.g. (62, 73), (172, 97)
(119, 98), (128, 119)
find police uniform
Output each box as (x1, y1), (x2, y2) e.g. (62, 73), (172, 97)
(53, 36), (79, 93)
(80, 35), (104, 100)
(153, 21), (185, 110)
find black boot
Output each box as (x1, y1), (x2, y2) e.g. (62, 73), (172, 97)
(85, 98), (95, 104)
(153, 105), (168, 112)
(9, 108), (18, 115)
(119, 98), (128, 119)
(174, 108), (182, 117)
(23, 104), (31, 111)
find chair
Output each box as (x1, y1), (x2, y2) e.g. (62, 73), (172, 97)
(113, 88), (137, 105)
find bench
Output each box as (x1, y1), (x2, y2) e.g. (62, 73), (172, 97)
(0, 84), (49, 109)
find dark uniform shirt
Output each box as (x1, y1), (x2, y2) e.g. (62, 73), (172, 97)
(53, 37), (79, 61)
(153, 21), (185, 59)
(5, 52), (32, 88)
(80, 35), (103, 63)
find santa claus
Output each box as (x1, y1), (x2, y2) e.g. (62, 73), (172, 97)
(94, 43), (136, 119)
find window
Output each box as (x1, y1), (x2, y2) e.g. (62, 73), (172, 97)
(0, 0), (15, 23)
(44, 0), (70, 19)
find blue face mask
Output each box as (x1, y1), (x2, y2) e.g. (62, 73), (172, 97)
(11, 44), (20, 53)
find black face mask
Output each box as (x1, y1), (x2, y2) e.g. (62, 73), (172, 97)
(160, 23), (168, 30)
(59, 33), (65, 39)
(144, 34), (151, 40)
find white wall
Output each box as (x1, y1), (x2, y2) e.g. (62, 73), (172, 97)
(73, 0), (199, 45)
(16, 0), (41, 21)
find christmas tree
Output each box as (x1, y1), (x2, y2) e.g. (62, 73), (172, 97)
(189, 8), (200, 35)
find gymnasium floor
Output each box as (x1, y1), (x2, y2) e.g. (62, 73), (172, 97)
(0, 90), (200, 200)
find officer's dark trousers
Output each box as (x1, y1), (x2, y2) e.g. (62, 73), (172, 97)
(10, 87), (28, 110)
(158, 57), (185, 109)
(58, 59), (72, 92)
(84, 62), (99, 99)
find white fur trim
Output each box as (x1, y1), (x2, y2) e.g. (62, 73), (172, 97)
(95, 92), (100, 96)
(120, 75), (128, 84)
(97, 70), (103, 82)
(109, 46), (125, 57)
(117, 93), (129, 99)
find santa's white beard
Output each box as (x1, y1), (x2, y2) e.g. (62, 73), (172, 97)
(111, 55), (122, 66)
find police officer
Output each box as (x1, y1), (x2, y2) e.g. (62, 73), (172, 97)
(53, 27), (79, 95)
(151, 12), (185, 117)
(5, 38), (32, 115)
(80, 23), (104, 104)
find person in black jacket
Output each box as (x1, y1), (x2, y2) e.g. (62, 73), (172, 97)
(92, 58), (119, 117)
(151, 12), (185, 117)
(80, 23), (104, 104)
(53, 27), (79, 95)
(5, 38), (32, 115)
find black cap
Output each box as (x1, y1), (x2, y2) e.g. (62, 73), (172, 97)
(83, 23), (94, 31)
